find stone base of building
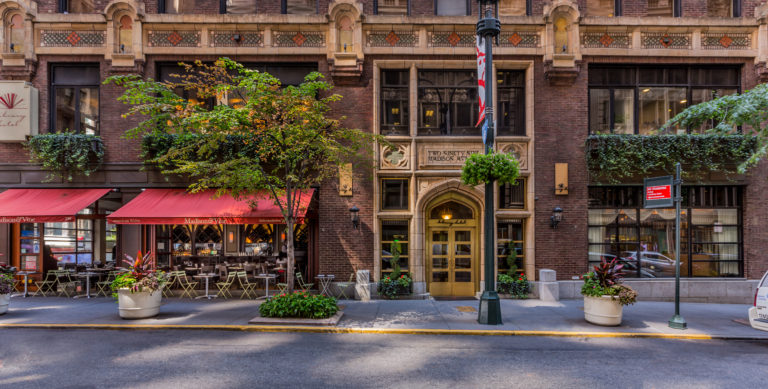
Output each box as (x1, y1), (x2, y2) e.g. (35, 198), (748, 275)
(554, 279), (760, 304)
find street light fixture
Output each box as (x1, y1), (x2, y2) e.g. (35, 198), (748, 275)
(550, 206), (564, 228)
(476, 0), (502, 325)
(349, 205), (360, 230)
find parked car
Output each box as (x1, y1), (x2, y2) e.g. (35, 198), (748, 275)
(621, 251), (678, 277)
(748, 270), (768, 332)
(588, 252), (655, 278)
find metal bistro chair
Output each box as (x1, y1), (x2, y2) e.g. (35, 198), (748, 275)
(162, 271), (181, 298)
(216, 271), (237, 299)
(335, 272), (356, 300)
(236, 271), (258, 299)
(176, 272), (199, 299)
(95, 271), (119, 297)
(33, 270), (61, 297)
(295, 272), (314, 292)
(57, 272), (82, 298)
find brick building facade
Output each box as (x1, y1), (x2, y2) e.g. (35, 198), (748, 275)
(0, 0), (767, 300)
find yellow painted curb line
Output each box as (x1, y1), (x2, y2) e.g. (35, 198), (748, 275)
(0, 323), (747, 340)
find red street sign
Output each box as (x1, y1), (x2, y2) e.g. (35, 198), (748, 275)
(646, 185), (671, 201)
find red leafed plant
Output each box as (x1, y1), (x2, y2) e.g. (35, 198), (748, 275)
(111, 251), (167, 295)
(0, 93), (23, 109)
(593, 257), (624, 288)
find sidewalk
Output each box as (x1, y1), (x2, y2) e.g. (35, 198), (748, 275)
(1, 296), (765, 339)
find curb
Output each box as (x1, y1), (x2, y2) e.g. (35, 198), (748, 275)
(1, 323), (767, 340)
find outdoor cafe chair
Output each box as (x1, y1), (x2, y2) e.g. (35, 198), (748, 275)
(96, 271), (119, 297)
(295, 272), (314, 292)
(236, 271), (257, 299)
(335, 272), (356, 300)
(216, 272), (237, 299)
(57, 272), (82, 298)
(276, 281), (288, 295)
(163, 271), (181, 298)
(176, 272), (199, 299)
(33, 270), (60, 297)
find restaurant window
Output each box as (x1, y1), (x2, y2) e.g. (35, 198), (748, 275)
(60, 0), (95, 13)
(586, 0), (615, 16)
(499, 0), (526, 16)
(194, 225), (222, 256)
(283, 0), (316, 14)
(225, 0), (257, 14)
(105, 221), (117, 263)
(381, 220), (409, 276)
(588, 66), (739, 135)
(19, 223), (41, 272)
(380, 69), (410, 136)
(44, 213), (94, 266)
(436, 0), (469, 16)
(51, 65), (100, 134)
(588, 186), (743, 278)
(418, 70), (478, 136)
(376, 0), (408, 15)
(499, 179), (525, 209)
(382, 178), (409, 210)
(497, 70), (525, 136)
(497, 220), (524, 275)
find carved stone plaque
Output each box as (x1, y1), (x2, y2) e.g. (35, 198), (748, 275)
(418, 144), (484, 169)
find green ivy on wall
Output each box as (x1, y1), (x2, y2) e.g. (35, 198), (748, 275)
(26, 133), (105, 181)
(585, 134), (757, 183)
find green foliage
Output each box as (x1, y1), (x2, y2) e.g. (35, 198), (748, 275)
(505, 242), (518, 277)
(26, 132), (105, 181)
(581, 259), (637, 306)
(665, 83), (768, 171)
(461, 151), (520, 186)
(388, 238), (403, 279)
(585, 134), (757, 183)
(497, 273), (529, 299)
(258, 291), (338, 319)
(378, 274), (412, 299)
(110, 252), (167, 298)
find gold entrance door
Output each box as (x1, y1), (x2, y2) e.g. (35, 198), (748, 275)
(428, 227), (476, 297)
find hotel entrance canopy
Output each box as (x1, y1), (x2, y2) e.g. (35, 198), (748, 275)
(107, 189), (315, 225)
(0, 188), (111, 223)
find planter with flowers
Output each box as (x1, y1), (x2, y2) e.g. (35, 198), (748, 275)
(378, 274), (413, 299)
(111, 252), (168, 319)
(581, 258), (638, 326)
(497, 273), (530, 299)
(0, 265), (15, 315)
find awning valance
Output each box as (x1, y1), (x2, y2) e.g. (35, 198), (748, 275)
(107, 189), (315, 225)
(0, 188), (111, 223)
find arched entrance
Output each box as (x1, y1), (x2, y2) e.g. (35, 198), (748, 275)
(425, 194), (480, 297)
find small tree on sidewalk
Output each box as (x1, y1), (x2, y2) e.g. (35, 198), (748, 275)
(108, 58), (380, 292)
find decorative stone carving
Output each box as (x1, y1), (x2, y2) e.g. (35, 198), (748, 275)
(417, 143), (484, 169)
(380, 143), (410, 170)
(499, 142), (528, 171)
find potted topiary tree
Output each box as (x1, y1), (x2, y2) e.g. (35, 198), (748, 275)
(111, 252), (167, 319)
(0, 265), (15, 315)
(378, 237), (412, 299)
(582, 257), (637, 326)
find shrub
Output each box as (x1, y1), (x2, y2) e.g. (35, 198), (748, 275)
(581, 258), (637, 306)
(259, 291), (338, 319)
(498, 273), (530, 299)
(378, 274), (412, 299)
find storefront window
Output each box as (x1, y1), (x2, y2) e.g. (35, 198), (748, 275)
(381, 220), (409, 276)
(497, 220), (524, 274)
(19, 223), (40, 271)
(44, 218), (94, 265)
(588, 66), (739, 134)
(588, 186), (743, 277)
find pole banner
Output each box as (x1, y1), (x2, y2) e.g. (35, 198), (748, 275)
(476, 35), (486, 127)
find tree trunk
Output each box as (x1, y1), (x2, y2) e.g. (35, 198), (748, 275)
(286, 218), (295, 293)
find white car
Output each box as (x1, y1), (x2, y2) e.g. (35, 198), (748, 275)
(748, 271), (768, 332)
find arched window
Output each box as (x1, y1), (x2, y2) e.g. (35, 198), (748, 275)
(117, 15), (132, 54)
(430, 201), (474, 220)
(8, 14), (24, 53)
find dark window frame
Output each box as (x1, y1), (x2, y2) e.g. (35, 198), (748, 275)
(282, 0), (319, 14)
(50, 63), (101, 134)
(381, 219), (410, 276)
(374, 0), (410, 15)
(417, 69), (479, 136)
(380, 69), (410, 136)
(499, 178), (526, 209)
(588, 65), (741, 135)
(435, 0), (471, 16)
(496, 69), (526, 136)
(381, 178), (409, 210)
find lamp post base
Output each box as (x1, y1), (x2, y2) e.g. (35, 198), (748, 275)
(668, 314), (688, 330)
(478, 291), (503, 325)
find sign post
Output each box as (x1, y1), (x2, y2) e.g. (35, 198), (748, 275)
(644, 166), (687, 330)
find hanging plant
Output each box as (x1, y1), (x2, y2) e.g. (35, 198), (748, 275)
(461, 151), (520, 186)
(26, 132), (105, 181)
(585, 134), (757, 183)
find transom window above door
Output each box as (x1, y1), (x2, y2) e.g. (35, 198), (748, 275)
(430, 201), (473, 220)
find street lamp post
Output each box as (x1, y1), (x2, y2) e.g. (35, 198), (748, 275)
(476, 0), (502, 325)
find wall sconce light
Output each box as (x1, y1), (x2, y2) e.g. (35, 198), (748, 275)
(550, 206), (563, 229)
(349, 205), (360, 230)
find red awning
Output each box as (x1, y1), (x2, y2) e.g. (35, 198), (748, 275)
(108, 189), (315, 225)
(0, 188), (111, 223)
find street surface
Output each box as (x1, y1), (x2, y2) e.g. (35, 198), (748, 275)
(1, 329), (766, 388)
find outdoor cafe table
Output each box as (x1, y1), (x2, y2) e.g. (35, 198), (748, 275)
(315, 274), (335, 296)
(194, 273), (218, 300)
(15, 271), (37, 298)
(74, 272), (99, 299)
(254, 274), (276, 299)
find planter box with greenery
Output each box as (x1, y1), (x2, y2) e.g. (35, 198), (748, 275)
(377, 238), (413, 299)
(581, 258), (637, 326)
(497, 273), (530, 299)
(111, 252), (167, 320)
(26, 132), (105, 181)
(0, 265), (15, 315)
(258, 291), (339, 319)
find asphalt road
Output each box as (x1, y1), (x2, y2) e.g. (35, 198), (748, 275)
(1, 329), (766, 389)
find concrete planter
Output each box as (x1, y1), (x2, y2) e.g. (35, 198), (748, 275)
(583, 295), (623, 326)
(0, 293), (9, 315)
(117, 288), (162, 319)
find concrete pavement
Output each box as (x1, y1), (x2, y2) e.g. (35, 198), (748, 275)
(1, 296), (766, 339)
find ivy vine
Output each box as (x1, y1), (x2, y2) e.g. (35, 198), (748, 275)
(27, 133), (105, 181)
(585, 134), (757, 183)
